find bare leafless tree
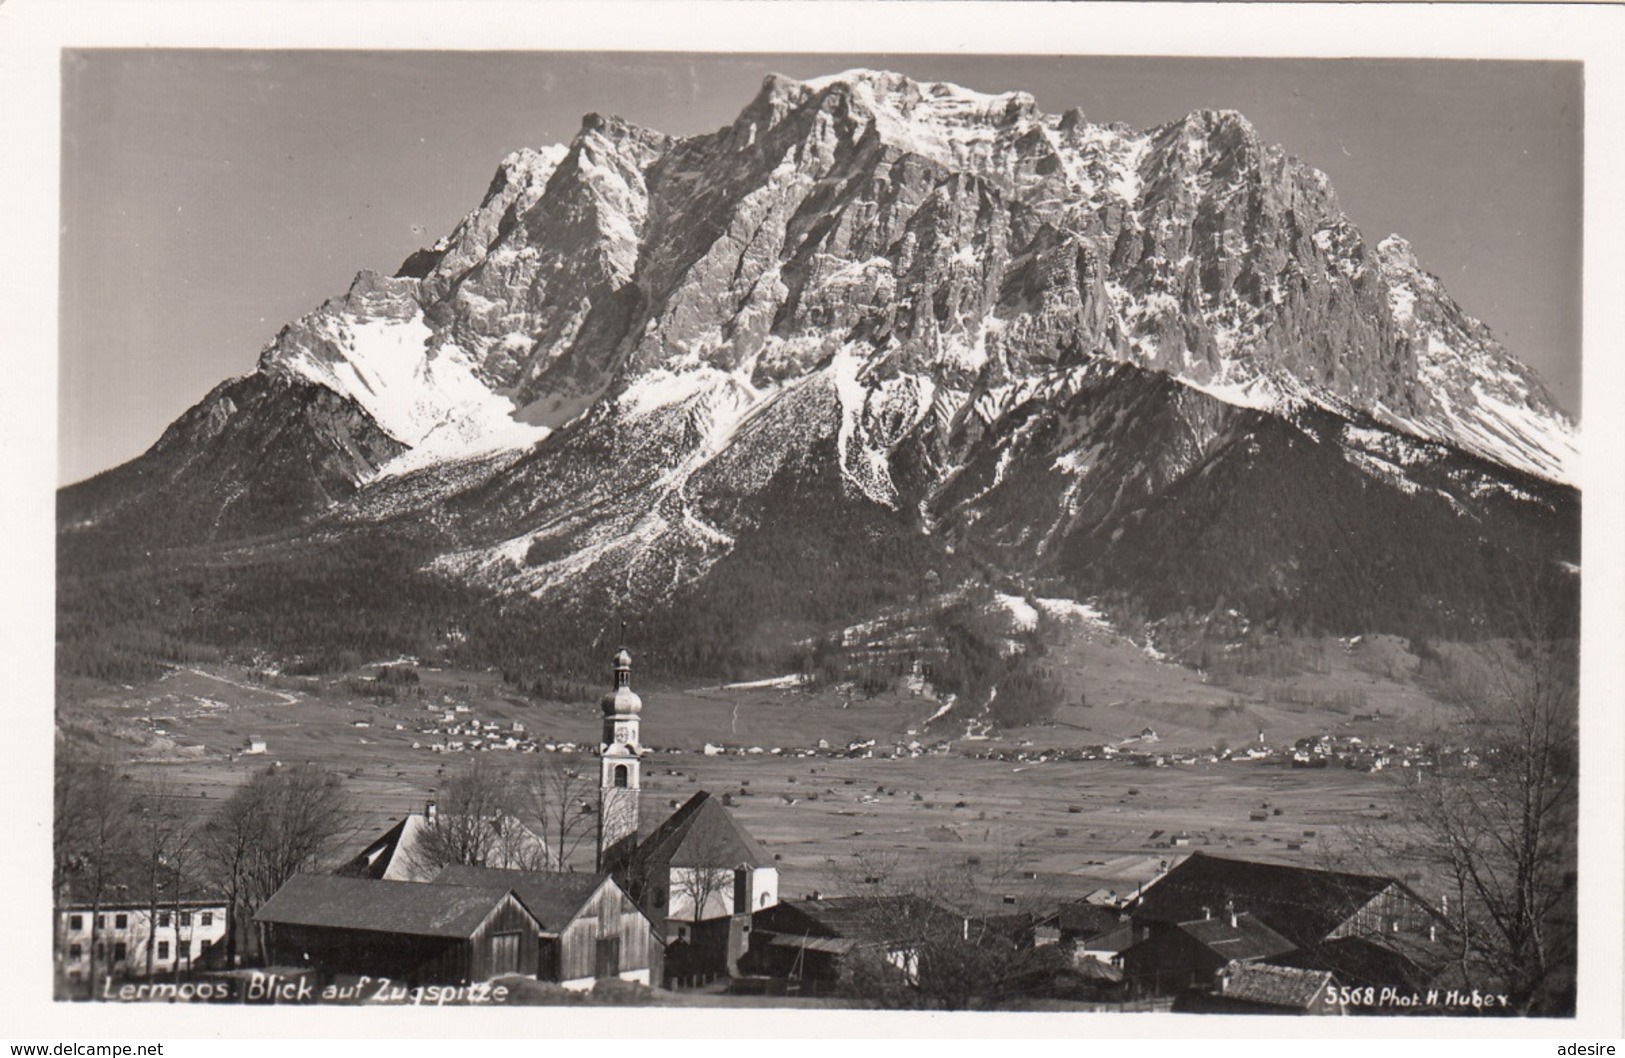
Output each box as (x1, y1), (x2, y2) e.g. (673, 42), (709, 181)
(199, 762), (350, 963)
(407, 758), (549, 876)
(197, 777), (260, 969)
(128, 773), (198, 977)
(53, 741), (133, 996)
(1327, 562), (1578, 1015)
(521, 754), (595, 871)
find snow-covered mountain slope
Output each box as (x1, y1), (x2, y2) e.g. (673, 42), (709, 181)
(252, 67), (1575, 489)
(61, 69), (1580, 652)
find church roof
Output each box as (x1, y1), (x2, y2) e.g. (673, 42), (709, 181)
(632, 791), (768, 870)
(430, 866), (614, 932)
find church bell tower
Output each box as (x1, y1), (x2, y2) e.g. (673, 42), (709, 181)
(597, 646), (642, 873)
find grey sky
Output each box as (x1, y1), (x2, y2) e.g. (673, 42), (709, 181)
(59, 51), (1582, 486)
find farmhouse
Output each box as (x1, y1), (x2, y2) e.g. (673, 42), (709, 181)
(1119, 909), (1295, 993)
(59, 898), (230, 982)
(740, 894), (969, 991)
(337, 801), (549, 882)
(431, 866), (657, 988)
(1121, 852), (1447, 1000)
(254, 874), (541, 987)
(1048, 900), (1134, 966)
(1127, 851), (1439, 951)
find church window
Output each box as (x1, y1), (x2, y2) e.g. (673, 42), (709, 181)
(614, 764), (628, 788)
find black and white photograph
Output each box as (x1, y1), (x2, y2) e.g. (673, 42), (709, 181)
(6, 0), (1624, 1045)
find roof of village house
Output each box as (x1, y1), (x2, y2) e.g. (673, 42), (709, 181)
(1217, 962), (1336, 1010)
(1129, 852), (1411, 948)
(1272, 934), (1441, 991)
(754, 894), (969, 947)
(430, 866), (614, 932)
(336, 811), (548, 882)
(1170, 912), (1297, 963)
(254, 873), (532, 939)
(1053, 900), (1127, 939)
(632, 791), (768, 871)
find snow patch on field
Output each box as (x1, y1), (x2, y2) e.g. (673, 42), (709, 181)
(722, 674), (811, 690)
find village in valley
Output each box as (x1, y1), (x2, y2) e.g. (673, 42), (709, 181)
(54, 619), (1551, 1015)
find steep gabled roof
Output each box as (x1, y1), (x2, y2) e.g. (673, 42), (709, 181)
(337, 816), (420, 880)
(1218, 962), (1335, 1010)
(1174, 913), (1296, 963)
(1053, 900), (1127, 940)
(254, 873), (530, 939)
(430, 866), (613, 932)
(754, 895), (967, 947)
(337, 812), (550, 882)
(1271, 934), (1440, 992)
(633, 791), (768, 871)
(1129, 852), (1405, 948)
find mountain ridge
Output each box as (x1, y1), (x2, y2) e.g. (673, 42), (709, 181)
(58, 69), (1580, 684)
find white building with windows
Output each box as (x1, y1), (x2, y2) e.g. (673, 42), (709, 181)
(58, 899), (230, 981)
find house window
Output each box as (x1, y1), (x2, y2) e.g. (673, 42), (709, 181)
(157, 941), (170, 960)
(68, 944), (82, 960)
(179, 912), (191, 926)
(113, 942), (127, 962)
(69, 915), (82, 931)
(158, 912), (171, 928)
(201, 912), (214, 927)
(114, 914), (128, 930)
(96, 915), (106, 929)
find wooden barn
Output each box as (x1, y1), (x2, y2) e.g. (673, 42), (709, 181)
(1119, 911), (1295, 994)
(431, 866), (657, 989)
(740, 895), (969, 993)
(254, 874), (540, 987)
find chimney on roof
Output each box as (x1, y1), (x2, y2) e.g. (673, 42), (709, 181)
(425, 799), (437, 822)
(1202, 906), (1212, 921)
(1429, 924), (1438, 943)
(1227, 900), (1237, 929)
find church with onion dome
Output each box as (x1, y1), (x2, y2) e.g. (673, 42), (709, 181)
(594, 646), (779, 983)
